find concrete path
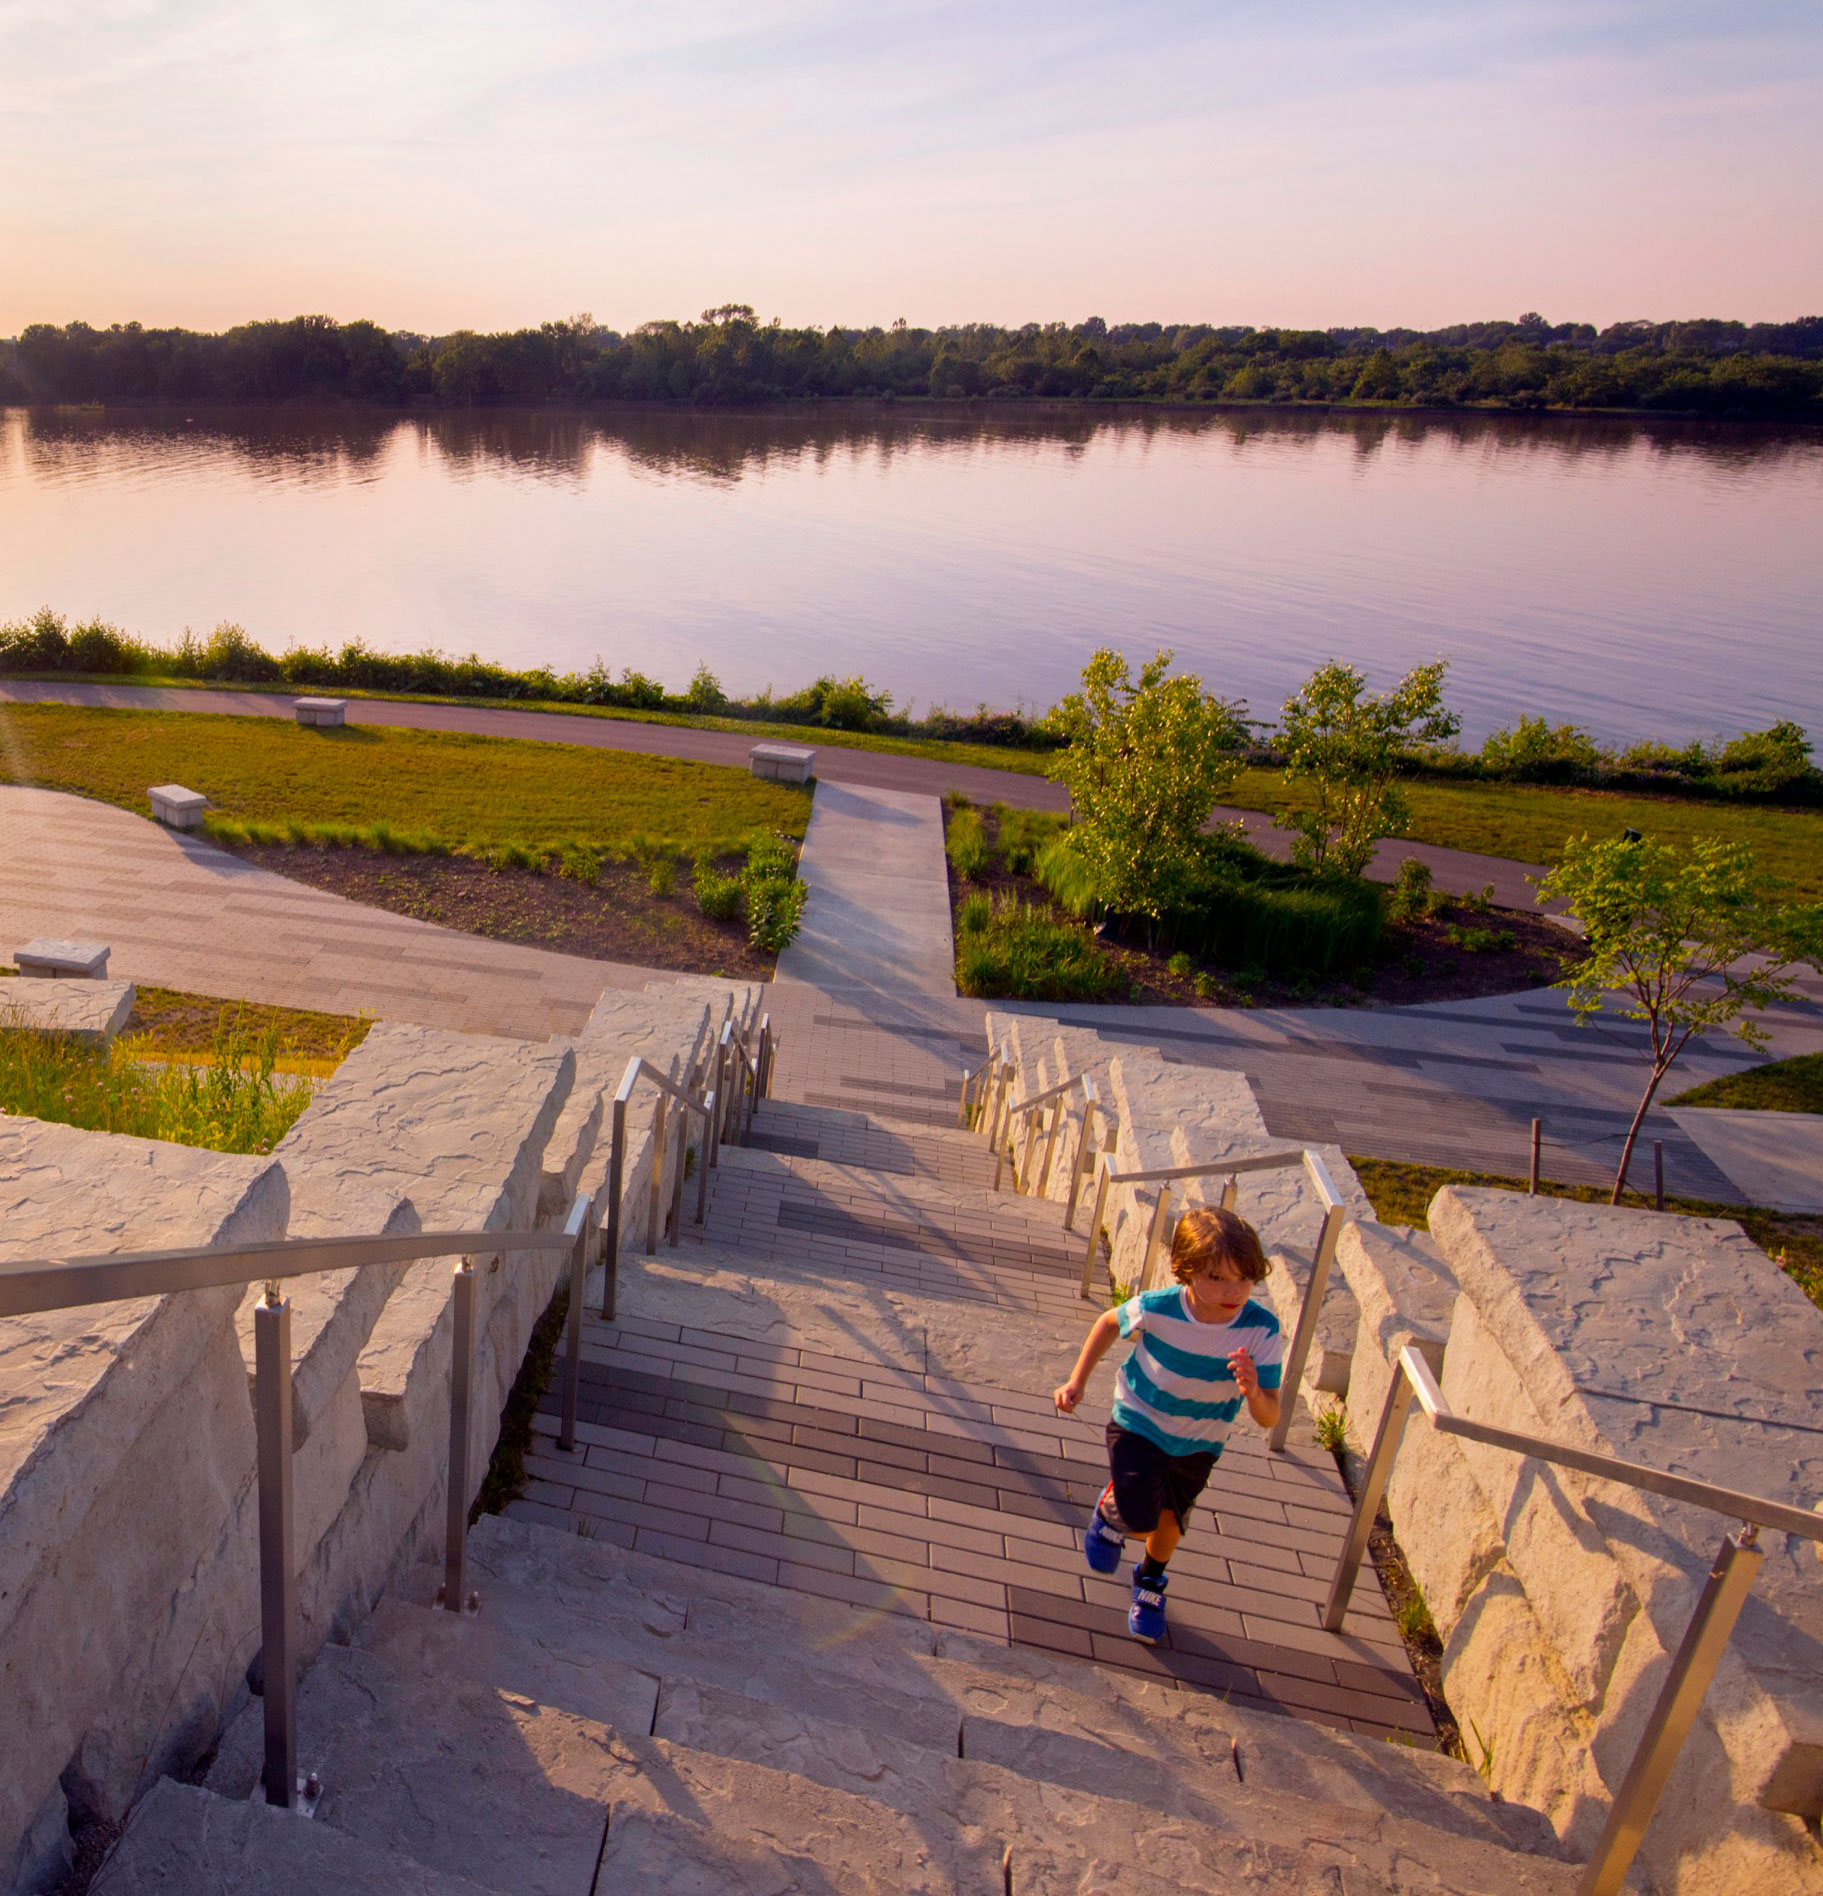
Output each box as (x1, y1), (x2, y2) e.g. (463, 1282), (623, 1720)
(774, 782), (956, 1001)
(1669, 1107), (1823, 1214)
(0, 785), (664, 1039)
(0, 677), (1545, 902)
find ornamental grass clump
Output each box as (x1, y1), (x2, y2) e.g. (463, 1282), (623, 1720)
(945, 807), (989, 880)
(742, 834), (808, 952)
(954, 896), (1123, 1002)
(0, 1010), (319, 1155)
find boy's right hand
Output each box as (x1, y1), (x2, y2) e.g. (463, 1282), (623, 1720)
(1053, 1379), (1084, 1415)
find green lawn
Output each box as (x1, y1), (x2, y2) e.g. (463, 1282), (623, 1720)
(1225, 770), (1823, 899)
(1349, 1155), (1823, 1314)
(0, 702), (810, 856)
(56, 670), (1057, 777)
(1671, 1052), (1823, 1115)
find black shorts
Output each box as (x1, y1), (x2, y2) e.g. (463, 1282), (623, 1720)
(1103, 1422), (1216, 1535)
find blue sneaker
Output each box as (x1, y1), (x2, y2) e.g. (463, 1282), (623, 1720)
(1083, 1488), (1124, 1575)
(1128, 1565), (1168, 1643)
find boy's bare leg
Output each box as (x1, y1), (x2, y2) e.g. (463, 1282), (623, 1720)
(1143, 1509), (1182, 1565)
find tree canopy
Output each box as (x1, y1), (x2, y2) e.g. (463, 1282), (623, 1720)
(3, 308), (1820, 418)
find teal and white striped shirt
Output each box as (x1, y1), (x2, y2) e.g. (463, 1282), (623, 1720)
(1111, 1287), (1284, 1458)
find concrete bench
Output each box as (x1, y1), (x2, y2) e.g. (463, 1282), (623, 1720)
(149, 783), (209, 830)
(14, 938), (111, 979)
(749, 743), (816, 784)
(294, 697), (348, 727)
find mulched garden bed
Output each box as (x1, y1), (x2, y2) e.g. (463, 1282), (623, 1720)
(220, 843), (775, 981)
(946, 811), (1574, 1008)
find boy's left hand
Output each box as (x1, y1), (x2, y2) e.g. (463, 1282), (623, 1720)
(1229, 1348), (1259, 1395)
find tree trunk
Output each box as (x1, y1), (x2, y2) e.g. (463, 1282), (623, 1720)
(1611, 1063), (1671, 1205)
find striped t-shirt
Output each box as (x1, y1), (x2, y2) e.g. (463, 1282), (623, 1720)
(1110, 1287), (1285, 1458)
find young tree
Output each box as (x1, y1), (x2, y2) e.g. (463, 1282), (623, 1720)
(1538, 833), (1823, 1203)
(1275, 660), (1459, 876)
(1046, 648), (1249, 930)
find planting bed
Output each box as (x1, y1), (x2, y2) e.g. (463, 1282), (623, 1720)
(220, 841), (777, 981)
(945, 803), (1574, 1006)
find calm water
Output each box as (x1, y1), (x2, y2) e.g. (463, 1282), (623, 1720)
(2, 404), (1818, 746)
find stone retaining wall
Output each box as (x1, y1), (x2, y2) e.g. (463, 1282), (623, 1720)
(1340, 1187), (1823, 1895)
(0, 983), (746, 1894)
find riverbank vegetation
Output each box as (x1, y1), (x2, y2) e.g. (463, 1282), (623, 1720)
(5, 308), (1820, 418)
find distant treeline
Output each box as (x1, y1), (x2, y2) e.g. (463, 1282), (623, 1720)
(3, 307), (1821, 418)
(3, 609), (1816, 806)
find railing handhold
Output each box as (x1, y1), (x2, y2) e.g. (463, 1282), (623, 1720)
(440, 1259), (480, 1616)
(557, 1190), (592, 1454)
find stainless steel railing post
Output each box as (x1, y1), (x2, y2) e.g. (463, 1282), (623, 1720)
(254, 1283), (299, 1813)
(602, 1091), (627, 1320)
(440, 1259), (479, 1614)
(1269, 1199), (1345, 1454)
(558, 1193), (590, 1453)
(1078, 1159), (1112, 1299)
(1576, 1527), (1765, 1896)
(1322, 1366), (1415, 1630)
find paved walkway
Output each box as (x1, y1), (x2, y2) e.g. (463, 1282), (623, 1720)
(775, 782), (955, 1001)
(0, 677), (1546, 902)
(0, 785), (661, 1039)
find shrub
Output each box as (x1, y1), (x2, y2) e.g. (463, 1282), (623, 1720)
(955, 897), (1124, 1001)
(946, 808), (989, 880)
(1166, 951), (1194, 978)
(0, 607), (154, 675)
(957, 891), (992, 934)
(746, 876), (807, 952)
(646, 854), (677, 897)
(1193, 971), (1217, 1000)
(743, 833), (798, 883)
(1445, 924), (1518, 953)
(684, 664), (729, 713)
(486, 840), (544, 872)
(693, 862), (742, 922)
(556, 841), (601, 884)
(1387, 857), (1440, 925)
(1478, 715), (1602, 782)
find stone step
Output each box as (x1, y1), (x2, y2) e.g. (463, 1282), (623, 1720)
(747, 1098), (998, 1184)
(712, 1141), (1082, 1229)
(205, 1514), (1568, 1895)
(448, 1513), (1553, 1861)
(91, 1776), (497, 1895)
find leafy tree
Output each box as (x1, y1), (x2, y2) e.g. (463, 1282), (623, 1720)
(1046, 648), (1249, 930)
(1538, 834), (1823, 1202)
(1275, 660), (1459, 875)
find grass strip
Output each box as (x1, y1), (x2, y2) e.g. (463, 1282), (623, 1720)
(1348, 1156), (1823, 1314)
(0, 701), (810, 856)
(1223, 770), (1823, 899)
(1670, 1051), (1823, 1115)
(125, 984), (372, 1067)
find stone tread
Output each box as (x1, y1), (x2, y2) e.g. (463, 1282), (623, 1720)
(92, 1777), (498, 1895)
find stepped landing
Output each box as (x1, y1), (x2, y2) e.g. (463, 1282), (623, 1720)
(91, 1021), (1574, 1892)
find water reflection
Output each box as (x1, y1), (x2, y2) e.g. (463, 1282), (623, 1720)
(13, 401), (1818, 490)
(1, 403), (1817, 744)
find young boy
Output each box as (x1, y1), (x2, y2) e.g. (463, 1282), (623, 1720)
(1053, 1206), (1282, 1642)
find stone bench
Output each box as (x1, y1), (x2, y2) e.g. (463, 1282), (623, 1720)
(749, 743), (816, 784)
(14, 937), (111, 979)
(294, 697), (348, 727)
(148, 783), (208, 830)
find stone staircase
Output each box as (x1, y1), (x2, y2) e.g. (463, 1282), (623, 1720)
(92, 1096), (1577, 1894)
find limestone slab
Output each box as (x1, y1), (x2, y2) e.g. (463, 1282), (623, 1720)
(0, 976), (134, 1043)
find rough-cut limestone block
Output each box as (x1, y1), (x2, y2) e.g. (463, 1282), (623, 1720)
(1429, 1186), (1823, 1888)
(541, 982), (753, 1218)
(1333, 1219), (1453, 1455)
(748, 740), (815, 782)
(147, 784), (206, 829)
(292, 695), (348, 726)
(0, 977), (134, 1044)
(91, 1776), (497, 1895)
(0, 1120), (287, 1889)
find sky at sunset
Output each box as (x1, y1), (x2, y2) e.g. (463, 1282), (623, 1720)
(1, 0), (1818, 337)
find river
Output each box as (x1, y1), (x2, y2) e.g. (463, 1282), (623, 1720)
(2, 403), (1817, 746)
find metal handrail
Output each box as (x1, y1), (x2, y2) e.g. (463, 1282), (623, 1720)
(4, 1194), (593, 1815)
(1073, 1143), (1347, 1455)
(1328, 1343), (1823, 1896)
(599, 1052), (714, 1321)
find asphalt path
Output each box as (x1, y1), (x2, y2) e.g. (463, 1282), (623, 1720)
(0, 679), (1550, 907)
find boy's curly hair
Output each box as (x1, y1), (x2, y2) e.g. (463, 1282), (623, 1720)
(1169, 1206), (1269, 1287)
